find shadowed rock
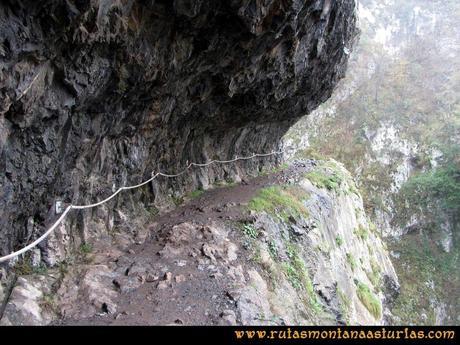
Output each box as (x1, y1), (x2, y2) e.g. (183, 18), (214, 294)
(0, 0), (357, 259)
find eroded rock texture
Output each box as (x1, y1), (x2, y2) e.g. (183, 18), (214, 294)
(0, 0), (357, 258)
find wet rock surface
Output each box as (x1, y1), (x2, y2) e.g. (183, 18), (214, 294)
(0, 0), (357, 259)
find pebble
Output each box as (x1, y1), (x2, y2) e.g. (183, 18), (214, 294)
(175, 275), (186, 283)
(114, 311), (127, 320)
(157, 281), (169, 290)
(226, 289), (241, 301)
(146, 274), (159, 282)
(175, 260), (187, 267)
(220, 310), (237, 325)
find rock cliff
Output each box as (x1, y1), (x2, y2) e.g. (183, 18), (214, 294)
(0, 0), (358, 261)
(283, 0), (459, 325)
(0, 160), (398, 325)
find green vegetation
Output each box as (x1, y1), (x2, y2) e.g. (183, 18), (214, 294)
(367, 244), (374, 256)
(346, 253), (357, 272)
(78, 243), (94, 264)
(58, 261), (69, 276)
(148, 206), (160, 217)
(14, 260), (34, 275)
(248, 185), (309, 221)
(366, 258), (382, 289)
(188, 189), (204, 199)
(271, 163), (289, 173)
(305, 170), (342, 192)
(170, 187), (204, 205)
(356, 281), (382, 319)
(393, 142), (460, 318)
(304, 160), (360, 195)
(315, 240), (332, 256)
(284, 0), (460, 323)
(241, 223), (259, 239)
(238, 222), (259, 252)
(40, 293), (59, 314)
(390, 232), (459, 324)
(286, 0), (460, 221)
(79, 243), (93, 254)
(171, 195), (184, 206)
(347, 181), (360, 196)
(353, 225), (369, 241)
(368, 222), (378, 234)
(335, 235), (344, 247)
(337, 287), (351, 324)
(14, 258), (48, 276)
(283, 242), (322, 312)
(398, 145), (460, 222)
(268, 240), (278, 258)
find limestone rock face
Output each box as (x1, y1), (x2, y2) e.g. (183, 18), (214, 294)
(0, 0), (357, 257)
(231, 160), (399, 325)
(0, 159), (397, 325)
(0, 275), (57, 326)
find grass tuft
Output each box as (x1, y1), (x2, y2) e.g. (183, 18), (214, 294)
(248, 186), (309, 221)
(268, 240), (278, 258)
(171, 195), (184, 206)
(346, 252), (357, 272)
(337, 287), (351, 324)
(282, 242), (322, 312)
(367, 258), (382, 288)
(356, 281), (382, 319)
(14, 258), (48, 276)
(241, 223), (259, 239)
(353, 225), (369, 241)
(80, 243), (93, 254)
(335, 235), (344, 247)
(305, 170), (342, 191)
(188, 189), (204, 199)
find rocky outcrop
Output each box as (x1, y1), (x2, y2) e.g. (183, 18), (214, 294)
(0, 275), (57, 325)
(0, 160), (398, 325)
(282, 0), (459, 326)
(0, 0), (358, 261)
(235, 160), (398, 325)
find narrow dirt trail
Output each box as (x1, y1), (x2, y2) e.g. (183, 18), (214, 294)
(60, 167), (293, 325)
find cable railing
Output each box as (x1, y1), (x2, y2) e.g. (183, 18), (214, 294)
(0, 150), (284, 263)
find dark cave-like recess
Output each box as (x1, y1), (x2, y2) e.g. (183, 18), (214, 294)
(0, 0), (357, 257)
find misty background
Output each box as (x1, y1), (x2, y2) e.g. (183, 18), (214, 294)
(285, 0), (460, 324)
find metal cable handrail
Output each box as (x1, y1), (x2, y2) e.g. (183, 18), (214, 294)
(0, 150), (284, 263)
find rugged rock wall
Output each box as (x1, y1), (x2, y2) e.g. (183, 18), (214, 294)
(283, 0), (460, 325)
(0, 159), (398, 325)
(226, 160), (399, 325)
(0, 0), (357, 260)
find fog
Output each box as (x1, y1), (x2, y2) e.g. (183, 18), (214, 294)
(285, 0), (459, 324)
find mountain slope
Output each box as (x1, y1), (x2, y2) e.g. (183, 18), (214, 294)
(1, 160), (398, 325)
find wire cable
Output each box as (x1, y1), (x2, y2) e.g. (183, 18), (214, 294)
(0, 150), (284, 263)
